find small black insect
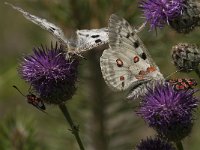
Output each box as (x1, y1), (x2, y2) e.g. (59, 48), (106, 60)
(13, 85), (46, 111)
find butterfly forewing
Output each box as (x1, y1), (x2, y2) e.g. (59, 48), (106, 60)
(5, 2), (69, 47)
(109, 14), (158, 68)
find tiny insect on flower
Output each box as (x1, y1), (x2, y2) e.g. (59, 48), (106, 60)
(166, 78), (197, 91)
(13, 85), (46, 111)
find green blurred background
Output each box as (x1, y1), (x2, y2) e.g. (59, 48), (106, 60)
(1, 0), (200, 149)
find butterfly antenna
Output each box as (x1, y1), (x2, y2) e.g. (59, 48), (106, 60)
(135, 21), (147, 33)
(165, 69), (183, 79)
(13, 85), (26, 97)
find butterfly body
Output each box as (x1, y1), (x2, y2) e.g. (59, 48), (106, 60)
(167, 78), (197, 90)
(100, 14), (163, 99)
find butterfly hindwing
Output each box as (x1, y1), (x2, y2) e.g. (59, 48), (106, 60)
(100, 48), (153, 91)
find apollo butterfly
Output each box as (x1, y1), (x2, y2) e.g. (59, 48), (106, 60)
(100, 14), (164, 99)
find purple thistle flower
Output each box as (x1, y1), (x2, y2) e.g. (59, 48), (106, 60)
(138, 83), (198, 141)
(136, 137), (176, 150)
(140, 0), (184, 29)
(18, 43), (79, 104)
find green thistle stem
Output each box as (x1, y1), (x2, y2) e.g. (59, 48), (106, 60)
(59, 103), (85, 150)
(176, 141), (184, 150)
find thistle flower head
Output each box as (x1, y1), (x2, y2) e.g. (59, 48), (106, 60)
(18, 43), (79, 104)
(171, 43), (200, 72)
(136, 137), (176, 150)
(140, 0), (184, 29)
(138, 83), (198, 141)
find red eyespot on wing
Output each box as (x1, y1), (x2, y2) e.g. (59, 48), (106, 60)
(147, 66), (156, 73)
(120, 76), (125, 81)
(133, 56), (139, 63)
(116, 58), (123, 67)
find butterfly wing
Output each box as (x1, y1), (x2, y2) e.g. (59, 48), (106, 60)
(100, 48), (156, 91)
(100, 14), (163, 92)
(109, 14), (158, 68)
(76, 28), (109, 52)
(6, 2), (69, 47)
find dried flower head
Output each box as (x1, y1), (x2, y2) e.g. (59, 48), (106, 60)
(140, 0), (184, 29)
(18, 43), (79, 104)
(136, 137), (176, 150)
(169, 0), (200, 33)
(171, 43), (200, 72)
(138, 83), (198, 141)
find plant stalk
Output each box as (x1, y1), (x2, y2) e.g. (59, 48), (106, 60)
(176, 141), (184, 150)
(59, 103), (85, 150)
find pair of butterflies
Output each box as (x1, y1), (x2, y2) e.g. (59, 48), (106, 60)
(8, 2), (197, 102)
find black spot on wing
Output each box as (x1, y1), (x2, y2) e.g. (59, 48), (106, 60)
(141, 53), (147, 60)
(126, 33), (130, 38)
(91, 35), (100, 38)
(122, 82), (125, 88)
(133, 40), (139, 48)
(131, 32), (134, 36)
(49, 27), (55, 32)
(95, 39), (102, 43)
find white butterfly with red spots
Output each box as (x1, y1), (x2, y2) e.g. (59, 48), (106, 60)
(5, 2), (108, 56)
(100, 14), (164, 99)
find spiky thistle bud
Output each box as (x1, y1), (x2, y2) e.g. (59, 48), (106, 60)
(171, 43), (200, 72)
(169, 0), (200, 33)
